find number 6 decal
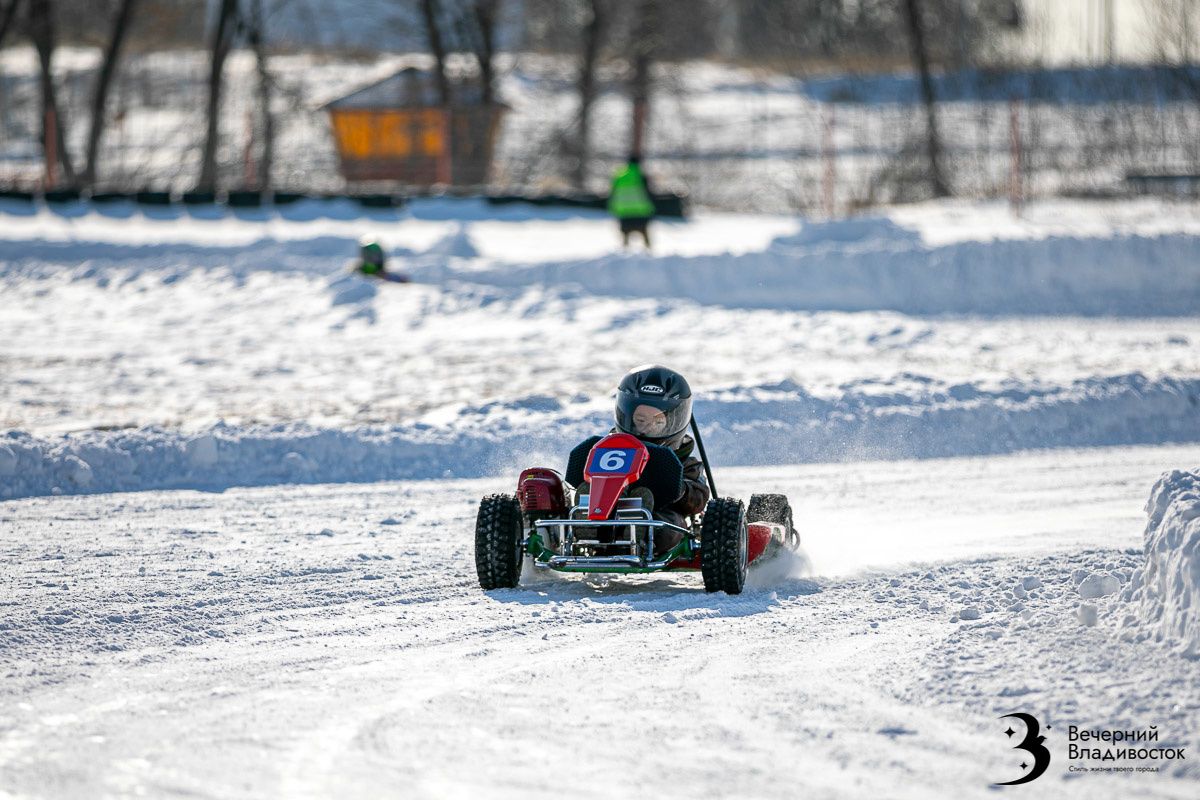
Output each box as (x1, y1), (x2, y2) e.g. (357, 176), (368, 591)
(599, 450), (627, 471)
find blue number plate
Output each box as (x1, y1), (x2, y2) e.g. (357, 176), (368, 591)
(588, 448), (637, 475)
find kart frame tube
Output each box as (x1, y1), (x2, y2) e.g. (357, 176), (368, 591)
(689, 415), (718, 500)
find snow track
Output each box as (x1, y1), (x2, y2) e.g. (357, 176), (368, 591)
(1, 446), (1198, 798)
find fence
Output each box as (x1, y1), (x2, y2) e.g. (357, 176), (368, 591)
(3, 51), (1200, 213)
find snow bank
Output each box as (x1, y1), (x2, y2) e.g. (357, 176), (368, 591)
(5, 204), (1200, 316)
(1133, 469), (1200, 657)
(3, 373), (1197, 500)
(425, 223), (1200, 316)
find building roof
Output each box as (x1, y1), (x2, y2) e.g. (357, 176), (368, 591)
(324, 67), (488, 109)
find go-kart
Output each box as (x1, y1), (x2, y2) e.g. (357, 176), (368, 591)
(474, 419), (799, 594)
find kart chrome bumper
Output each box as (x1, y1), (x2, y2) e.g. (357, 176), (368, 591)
(529, 497), (695, 571)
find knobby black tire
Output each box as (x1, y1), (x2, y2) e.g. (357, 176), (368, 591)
(747, 493), (799, 550)
(701, 497), (747, 594)
(475, 494), (524, 590)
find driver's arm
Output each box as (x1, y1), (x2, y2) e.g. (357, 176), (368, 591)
(670, 455), (710, 516)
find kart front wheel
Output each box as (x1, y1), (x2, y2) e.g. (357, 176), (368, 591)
(701, 497), (748, 595)
(475, 494), (524, 590)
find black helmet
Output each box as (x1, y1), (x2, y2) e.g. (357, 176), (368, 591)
(614, 365), (692, 445)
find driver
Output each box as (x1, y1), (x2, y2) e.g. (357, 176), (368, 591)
(578, 366), (710, 552)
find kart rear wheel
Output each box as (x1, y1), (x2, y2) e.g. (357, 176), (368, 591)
(475, 494), (524, 590)
(748, 493), (799, 550)
(701, 497), (748, 595)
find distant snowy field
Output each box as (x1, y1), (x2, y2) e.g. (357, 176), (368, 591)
(1, 197), (1199, 797)
(2, 196), (1199, 498)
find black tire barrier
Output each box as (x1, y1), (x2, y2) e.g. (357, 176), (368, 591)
(486, 192), (687, 219)
(44, 189), (82, 203)
(356, 193), (402, 208)
(135, 191), (172, 206)
(0, 188), (686, 215)
(89, 192), (129, 204)
(226, 190), (263, 208)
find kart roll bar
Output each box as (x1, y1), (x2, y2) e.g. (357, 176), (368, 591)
(689, 415), (718, 500)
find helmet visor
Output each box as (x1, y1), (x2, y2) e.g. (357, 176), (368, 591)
(615, 393), (692, 442)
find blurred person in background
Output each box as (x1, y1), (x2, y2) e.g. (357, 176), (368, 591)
(608, 155), (656, 250)
(352, 236), (410, 283)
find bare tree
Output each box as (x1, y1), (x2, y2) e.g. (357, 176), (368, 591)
(197, 0), (238, 193)
(420, 0), (450, 104)
(28, 0), (76, 187)
(573, 0), (606, 188)
(449, 0), (498, 103)
(82, 0), (138, 189)
(469, 0), (497, 106)
(628, 0), (658, 158)
(246, 0), (273, 191)
(903, 0), (948, 197)
(0, 0), (22, 46)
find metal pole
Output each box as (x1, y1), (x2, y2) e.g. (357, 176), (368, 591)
(689, 415), (718, 500)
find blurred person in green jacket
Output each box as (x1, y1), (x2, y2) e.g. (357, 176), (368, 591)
(352, 236), (409, 283)
(608, 155), (656, 250)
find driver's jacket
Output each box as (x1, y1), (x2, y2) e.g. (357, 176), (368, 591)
(668, 434), (711, 518)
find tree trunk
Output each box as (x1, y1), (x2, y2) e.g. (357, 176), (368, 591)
(573, 0), (604, 189)
(197, 0), (237, 193)
(28, 0), (76, 187)
(903, 0), (949, 197)
(0, 0), (22, 47)
(248, 0), (273, 192)
(0, 0), (22, 142)
(628, 0), (658, 159)
(82, 0), (137, 189)
(420, 0), (450, 105)
(471, 0), (496, 107)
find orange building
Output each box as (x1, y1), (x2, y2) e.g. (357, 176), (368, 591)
(325, 68), (505, 187)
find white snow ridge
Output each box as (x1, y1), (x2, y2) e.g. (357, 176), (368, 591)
(1134, 469), (1200, 657)
(3, 374), (1198, 500)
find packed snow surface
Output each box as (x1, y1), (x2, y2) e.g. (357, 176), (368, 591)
(2, 198), (1200, 797)
(2, 446), (1199, 798)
